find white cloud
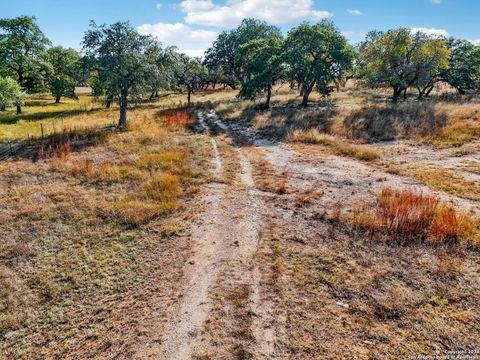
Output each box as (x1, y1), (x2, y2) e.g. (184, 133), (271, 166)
(347, 9), (363, 16)
(156, 3), (163, 10)
(470, 40), (480, 45)
(430, 0), (442, 4)
(181, 0), (332, 27)
(411, 27), (449, 37)
(137, 22), (218, 57)
(180, 0), (215, 12)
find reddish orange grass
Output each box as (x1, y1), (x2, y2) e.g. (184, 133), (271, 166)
(377, 188), (439, 242)
(351, 187), (477, 247)
(164, 110), (191, 127)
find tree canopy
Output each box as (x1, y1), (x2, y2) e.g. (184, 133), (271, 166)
(442, 39), (480, 94)
(0, 76), (24, 112)
(82, 21), (157, 127)
(204, 18), (282, 89)
(0, 16), (51, 113)
(47, 46), (82, 103)
(174, 53), (208, 104)
(284, 21), (356, 106)
(359, 29), (450, 101)
(238, 33), (285, 109)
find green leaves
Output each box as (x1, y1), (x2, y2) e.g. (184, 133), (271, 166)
(442, 39), (480, 94)
(238, 34), (285, 108)
(82, 21), (159, 126)
(47, 47), (82, 102)
(0, 76), (24, 110)
(205, 18), (282, 88)
(284, 21), (355, 105)
(174, 53), (208, 103)
(358, 28), (450, 101)
(0, 16), (51, 93)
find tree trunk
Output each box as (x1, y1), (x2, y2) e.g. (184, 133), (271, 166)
(118, 88), (128, 128)
(0, 104), (5, 111)
(16, 102), (22, 115)
(392, 87), (402, 103)
(264, 85), (272, 109)
(119, 105), (127, 128)
(425, 85), (434, 97)
(187, 85), (192, 105)
(55, 96), (61, 104)
(300, 83), (313, 107)
(155, 90), (159, 97)
(149, 91), (155, 101)
(403, 88), (408, 100)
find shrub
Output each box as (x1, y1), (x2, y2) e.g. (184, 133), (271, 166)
(164, 110), (191, 127)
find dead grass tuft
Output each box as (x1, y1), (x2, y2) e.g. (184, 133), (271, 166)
(350, 187), (477, 248)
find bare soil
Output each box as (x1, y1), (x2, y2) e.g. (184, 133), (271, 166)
(140, 109), (480, 359)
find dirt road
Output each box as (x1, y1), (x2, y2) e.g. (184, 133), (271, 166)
(134, 109), (479, 359)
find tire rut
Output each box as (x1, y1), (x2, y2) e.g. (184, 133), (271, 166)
(146, 110), (273, 359)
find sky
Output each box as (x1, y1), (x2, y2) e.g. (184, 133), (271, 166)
(2, 0), (480, 57)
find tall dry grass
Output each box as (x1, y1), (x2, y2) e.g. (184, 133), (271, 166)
(350, 187), (477, 248)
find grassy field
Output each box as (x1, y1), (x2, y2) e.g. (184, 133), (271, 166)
(0, 91), (216, 358)
(1, 86), (479, 358)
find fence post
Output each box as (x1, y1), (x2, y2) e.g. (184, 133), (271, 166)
(40, 123), (44, 141)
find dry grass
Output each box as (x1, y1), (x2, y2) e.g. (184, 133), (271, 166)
(247, 148), (290, 194)
(213, 86), (480, 151)
(288, 129), (380, 161)
(405, 167), (480, 201)
(0, 92), (213, 358)
(350, 187), (478, 248)
(261, 187), (480, 358)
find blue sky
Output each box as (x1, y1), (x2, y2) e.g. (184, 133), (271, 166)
(3, 0), (480, 56)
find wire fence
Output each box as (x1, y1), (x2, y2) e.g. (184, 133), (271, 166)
(0, 98), (194, 161)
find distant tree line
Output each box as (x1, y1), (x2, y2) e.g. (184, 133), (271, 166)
(1, 16), (480, 127)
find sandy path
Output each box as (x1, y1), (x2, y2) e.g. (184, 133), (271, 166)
(137, 111), (273, 359)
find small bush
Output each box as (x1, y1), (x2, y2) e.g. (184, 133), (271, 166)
(377, 188), (439, 241)
(70, 158), (94, 176)
(164, 110), (191, 127)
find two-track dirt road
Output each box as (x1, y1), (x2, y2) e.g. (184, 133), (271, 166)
(132, 108), (479, 359)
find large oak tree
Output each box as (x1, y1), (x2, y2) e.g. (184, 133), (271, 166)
(83, 21), (156, 127)
(284, 21), (356, 107)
